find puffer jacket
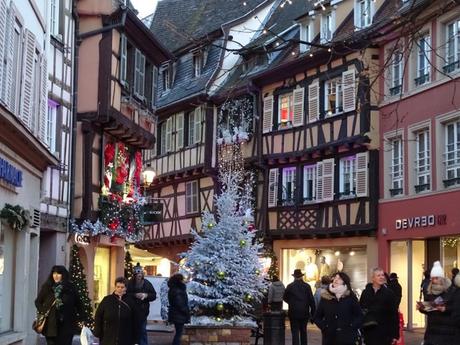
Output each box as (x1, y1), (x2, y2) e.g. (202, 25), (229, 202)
(420, 277), (456, 345)
(268, 281), (285, 303)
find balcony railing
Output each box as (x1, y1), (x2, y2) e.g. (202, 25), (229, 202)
(414, 183), (430, 193)
(389, 85), (402, 96)
(414, 73), (429, 86)
(443, 177), (460, 188)
(443, 61), (460, 74)
(389, 188), (403, 197)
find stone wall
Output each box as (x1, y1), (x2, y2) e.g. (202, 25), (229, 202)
(182, 326), (252, 345)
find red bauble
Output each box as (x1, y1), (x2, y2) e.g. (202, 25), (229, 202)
(104, 143), (115, 166)
(247, 224), (255, 232)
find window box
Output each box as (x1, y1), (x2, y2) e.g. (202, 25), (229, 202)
(443, 177), (460, 188)
(443, 61), (460, 74)
(414, 73), (429, 86)
(414, 183), (430, 193)
(389, 85), (402, 96)
(389, 188), (403, 197)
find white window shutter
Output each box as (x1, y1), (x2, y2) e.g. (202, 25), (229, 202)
(134, 49), (140, 95)
(308, 81), (319, 123)
(2, 6), (15, 110)
(292, 87), (305, 126)
(120, 34), (127, 83)
(342, 69), (356, 112)
(166, 117), (172, 152)
(316, 162), (323, 202)
(140, 53), (145, 97)
(356, 151), (369, 197)
(151, 66), (157, 107)
(176, 112), (184, 149)
(0, 0), (7, 90)
(39, 54), (47, 143)
(194, 107), (202, 143)
(322, 158), (335, 201)
(268, 168), (279, 207)
(20, 29), (36, 129)
(262, 96), (273, 133)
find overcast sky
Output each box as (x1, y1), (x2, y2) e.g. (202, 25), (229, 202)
(130, 0), (158, 19)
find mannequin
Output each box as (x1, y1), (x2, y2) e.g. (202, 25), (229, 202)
(305, 256), (319, 289)
(319, 256), (330, 278)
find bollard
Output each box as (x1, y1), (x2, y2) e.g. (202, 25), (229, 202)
(263, 310), (286, 345)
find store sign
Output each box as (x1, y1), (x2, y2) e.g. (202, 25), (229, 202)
(0, 158), (22, 187)
(142, 202), (163, 224)
(74, 233), (90, 246)
(395, 214), (447, 230)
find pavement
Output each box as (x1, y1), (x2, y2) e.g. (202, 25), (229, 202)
(38, 323), (425, 345)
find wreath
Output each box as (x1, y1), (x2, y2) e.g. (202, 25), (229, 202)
(0, 203), (30, 231)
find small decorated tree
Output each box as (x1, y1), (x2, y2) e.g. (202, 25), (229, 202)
(69, 245), (94, 328)
(124, 250), (134, 280)
(182, 138), (266, 326)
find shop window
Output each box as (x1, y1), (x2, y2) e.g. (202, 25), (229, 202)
(442, 237), (460, 280)
(185, 180), (199, 214)
(302, 165), (316, 203)
(443, 120), (460, 187)
(390, 138), (404, 196)
(281, 167), (296, 205)
(415, 35), (431, 86)
(388, 49), (403, 96)
(0, 223), (14, 332)
(324, 77), (343, 116)
(443, 18), (460, 74)
(94, 247), (111, 310)
(339, 156), (356, 198)
(414, 129), (430, 193)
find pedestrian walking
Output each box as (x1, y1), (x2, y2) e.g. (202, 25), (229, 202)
(283, 269), (316, 345)
(94, 277), (140, 345)
(359, 268), (399, 345)
(127, 265), (157, 345)
(313, 272), (363, 345)
(268, 275), (285, 311)
(387, 272), (402, 309)
(168, 273), (190, 345)
(35, 265), (81, 345)
(314, 276), (331, 308)
(416, 261), (456, 345)
(420, 270), (431, 301)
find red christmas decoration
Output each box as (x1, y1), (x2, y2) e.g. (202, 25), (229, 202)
(247, 224), (255, 232)
(104, 143), (115, 166)
(108, 219), (120, 230)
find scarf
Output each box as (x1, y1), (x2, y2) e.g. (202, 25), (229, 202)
(53, 283), (64, 309)
(329, 283), (347, 300)
(428, 277), (451, 296)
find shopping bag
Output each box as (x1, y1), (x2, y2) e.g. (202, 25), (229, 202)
(80, 326), (94, 345)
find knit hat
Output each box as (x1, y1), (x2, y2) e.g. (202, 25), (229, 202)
(430, 261), (444, 278)
(133, 265), (143, 274)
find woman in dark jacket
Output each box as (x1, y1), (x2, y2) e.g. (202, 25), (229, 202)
(94, 277), (140, 345)
(416, 261), (456, 345)
(168, 273), (190, 345)
(35, 265), (80, 345)
(314, 272), (363, 345)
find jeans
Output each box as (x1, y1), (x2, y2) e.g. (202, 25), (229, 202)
(290, 318), (308, 345)
(172, 323), (184, 345)
(139, 319), (148, 345)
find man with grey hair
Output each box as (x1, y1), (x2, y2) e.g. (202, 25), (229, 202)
(359, 268), (399, 345)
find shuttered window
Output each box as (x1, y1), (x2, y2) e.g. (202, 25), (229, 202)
(356, 152), (369, 197)
(188, 107), (203, 146)
(160, 121), (167, 155)
(339, 156), (356, 198)
(292, 87), (304, 126)
(19, 29), (36, 129)
(263, 96), (273, 133)
(120, 34), (127, 85)
(166, 117), (173, 152)
(308, 82), (319, 123)
(303, 165), (316, 203)
(39, 54), (48, 143)
(0, 0), (7, 92)
(268, 168), (279, 207)
(185, 181), (199, 214)
(316, 162), (323, 201)
(278, 93), (293, 126)
(281, 167), (296, 205)
(342, 70), (356, 112)
(176, 112), (184, 149)
(324, 76), (343, 116)
(134, 49), (145, 98)
(322, 158), (335, 201)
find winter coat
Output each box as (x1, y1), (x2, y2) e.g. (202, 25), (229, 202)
(314, 284), (328, 308)
(283, 279), (316, 320)
(451, 275), (460, 337)
(313, 288), (363, 345)
(93, 293), (140, 345)
(387, 279), (402, 309)
(419, 278), (456, 345)
(35, 281), (80, 339)
(127, 278), (157, 320)
(359, 283), (399, 345)
(168, 279), (190, 324)
(268, 281), (285, 303)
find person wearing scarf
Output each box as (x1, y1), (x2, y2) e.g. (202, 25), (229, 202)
(35, 265), (81, 345)
(417, 261), (456, 345)
(313, 272), (363, 345)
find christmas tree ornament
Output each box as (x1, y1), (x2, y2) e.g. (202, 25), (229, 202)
(207, 222), (215, 229)
(244, 293), (253, 302)
(255, 269), (260, 275)
(239, 239), (247, 247)
(216, 317), (222, 322)
(216, 303), (224, 311)
(216, 271), (226, 280)
(247, 224), (255, 232)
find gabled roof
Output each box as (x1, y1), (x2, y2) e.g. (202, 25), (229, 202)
(150, 0), (269, 53)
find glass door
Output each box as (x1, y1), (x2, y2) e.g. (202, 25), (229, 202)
(412, 240), (426, 328)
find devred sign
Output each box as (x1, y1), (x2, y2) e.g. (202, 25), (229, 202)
(395, 214), (447, 230)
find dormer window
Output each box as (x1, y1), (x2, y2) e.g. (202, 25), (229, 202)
(321, 11), (334, 43)
(162, 65), (170, 91)
(299, 21), (314, 53)
(355, 0), (374, 29)
(193, 53), (203, 77)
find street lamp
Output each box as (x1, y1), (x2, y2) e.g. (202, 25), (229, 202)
(142, 164), (156, 186)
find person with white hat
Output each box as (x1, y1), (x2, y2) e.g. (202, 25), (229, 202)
(416, 261), (456, 345)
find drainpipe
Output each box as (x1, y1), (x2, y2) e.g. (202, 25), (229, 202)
(77, 9), (128, 40)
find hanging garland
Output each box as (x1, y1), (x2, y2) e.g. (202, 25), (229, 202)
(0, 203), (30, 231)
(442, 237), (460, 248)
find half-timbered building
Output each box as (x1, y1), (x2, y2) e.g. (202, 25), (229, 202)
(74, 0), (171, 307)
(139, 0), (274, 264)
(245, 0), (388, 292)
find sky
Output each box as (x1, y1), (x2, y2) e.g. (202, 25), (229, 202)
(130, 0), (158, 19)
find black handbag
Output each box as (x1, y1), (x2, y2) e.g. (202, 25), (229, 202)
(32, 300), (56, 334)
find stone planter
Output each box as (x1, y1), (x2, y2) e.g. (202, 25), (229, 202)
(182, 325), (252, 345)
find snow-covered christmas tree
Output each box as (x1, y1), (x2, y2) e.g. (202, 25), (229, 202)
(182, 139), (266, 326)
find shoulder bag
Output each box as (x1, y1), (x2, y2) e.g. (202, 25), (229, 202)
(32, 300), (56, 334)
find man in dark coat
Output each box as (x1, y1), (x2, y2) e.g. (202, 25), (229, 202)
(387, 272), (402, 309)
(283, 269), (316, 345)
(94, 277), (140, 345)
(359, 268), (399, 345)
(451, 273), (460, 337)
(127, 265), (157, 345)
(168, 273), (190, 345)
